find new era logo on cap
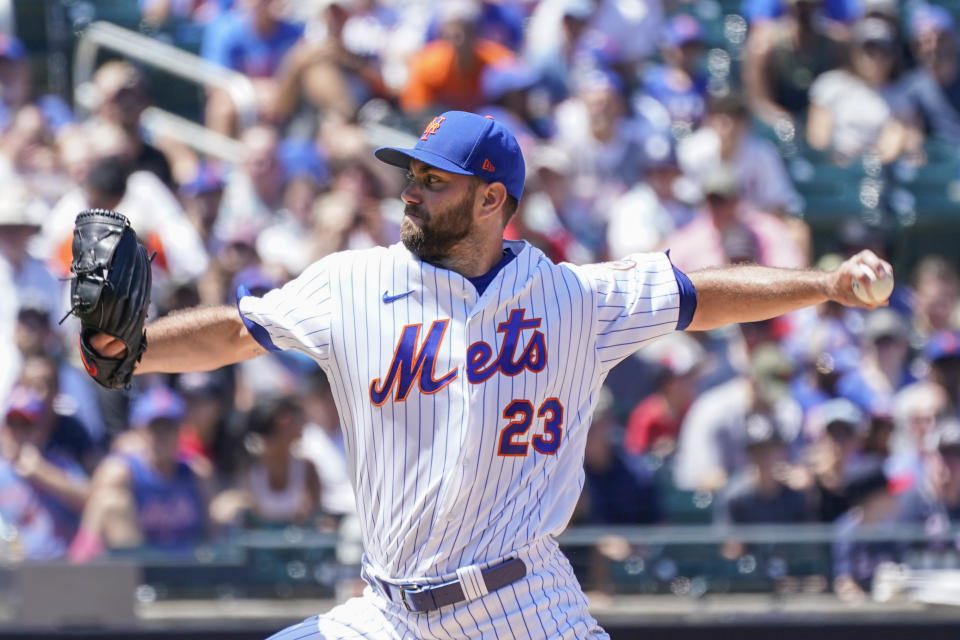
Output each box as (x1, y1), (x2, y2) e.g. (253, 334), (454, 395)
(374, 111), (525, 200)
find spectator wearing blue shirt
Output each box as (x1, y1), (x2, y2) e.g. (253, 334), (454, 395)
(897, 4), (960, 144)
(831, 462), (900, 602)
(838, 309), (913, 413)
(640, 14), (709, 132)
(0, 386), (89, 560)
(202, 0), (304, 135)
(895, 420), (960, 555)
(582, 391), (661, 525)
(743, 0), (861, 24)
(72, 387), (208, 560)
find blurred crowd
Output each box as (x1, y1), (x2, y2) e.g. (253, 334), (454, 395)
(3, 0), (960, 600)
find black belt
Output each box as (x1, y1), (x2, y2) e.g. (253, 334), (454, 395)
(375, 557), (527, 613)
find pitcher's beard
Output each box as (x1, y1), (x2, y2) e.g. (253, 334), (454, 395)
(401, 189), (475, 262)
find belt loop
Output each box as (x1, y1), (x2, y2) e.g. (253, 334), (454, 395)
(456, 564), (488, 601)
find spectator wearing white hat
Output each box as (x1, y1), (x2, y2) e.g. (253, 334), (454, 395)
(0, 182), (62, 401)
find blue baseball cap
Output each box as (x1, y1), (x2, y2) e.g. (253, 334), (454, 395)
(130, 386), (186, 427)
(926, 330), (960, 363)
(375, 111), (525, 200)
(664, 14), (703, 48)
(180, 162), (225, 196)
(0, 34), (26, 61)
(911, 4), (955, 38)
(279, 137), (330, 187)
(482, 61), (539, 101)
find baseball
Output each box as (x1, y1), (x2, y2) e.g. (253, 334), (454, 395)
(851, 263), (894, 305)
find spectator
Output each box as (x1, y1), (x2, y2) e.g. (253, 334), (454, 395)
(743, 0), (847, 133)
(805, 398), (868, 522)
(399, 1), (514, 115)
(583, 390), (661, 524)
(42, 125), (209, 284)
(552, 68), (655, 256)
(179, 161), (226, 254)
(14, 353), (100, 474)
(572, 0), (665, 68)
(213, 395), (320, 527)
(176, 370), (241, 483)
(789, 340), (860, 415)
(623, 332), (703, 457)
(924, 331), (960, 415)
(299, 371), (355, 518)
(888, 382), (948, 488)
(716, 412), (813, 524)
(742, 0), (860, 24)
(897, 419), (960, 544)
(837, 309), (912, 413)
(524, 0), (596, 102)
(508, 144), (592, 264)
(309, 156), (399, 257)
(274, 0), (390, 128)
(213, 124), (285, 245)
(0, 105), (69, 205)
(0, 385), (90, 560)
(806, 17), (919, 164)
(673, 343), (802, 491)
(479, 60), (553, 150)
(527, 0), (665, 82)
(831, 462), (900, 602)
(897, 4), (960, 145)
(0, 35), (32, 128)
(910, 256), (959, 341)
(202, 0), (305, 134)
(72, 387), (209, 560)
(640, 14), (709, 132)
(255, 136), (331, 277)
(661, 165), (806, 273)
(606, 134), (692, 257)
(678, 93), (801, 218)
(89, 61), (174, 186)
(424, 0), (525, 52)
(0, 183), (61, 399)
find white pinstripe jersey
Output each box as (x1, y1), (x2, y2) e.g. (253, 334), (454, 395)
(238, 239), (681, 581)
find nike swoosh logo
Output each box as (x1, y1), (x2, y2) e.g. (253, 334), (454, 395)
(382, 290), (413, 304)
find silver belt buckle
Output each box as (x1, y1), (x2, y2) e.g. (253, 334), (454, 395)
(399, 583), (425, 612)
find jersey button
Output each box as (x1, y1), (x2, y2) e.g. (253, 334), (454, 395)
(461, 457), (472, 467)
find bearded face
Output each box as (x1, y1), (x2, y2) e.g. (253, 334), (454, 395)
(401, 182), (476, 262)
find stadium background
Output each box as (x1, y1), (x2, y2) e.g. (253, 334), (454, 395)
(3, 0), (960, 637)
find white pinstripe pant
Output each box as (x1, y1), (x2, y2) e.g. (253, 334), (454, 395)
(265, 537), (609, 640)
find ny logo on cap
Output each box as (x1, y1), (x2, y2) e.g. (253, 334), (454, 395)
(421, 116), (446, 141)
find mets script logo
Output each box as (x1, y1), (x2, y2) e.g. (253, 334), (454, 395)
(369, 310), (547, 405)
(421, 116), (446, 141)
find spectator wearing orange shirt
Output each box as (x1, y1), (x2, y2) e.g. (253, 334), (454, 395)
(400, 1), (514, 116)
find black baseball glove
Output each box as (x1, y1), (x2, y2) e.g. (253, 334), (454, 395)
(65, 209), (153, 390)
